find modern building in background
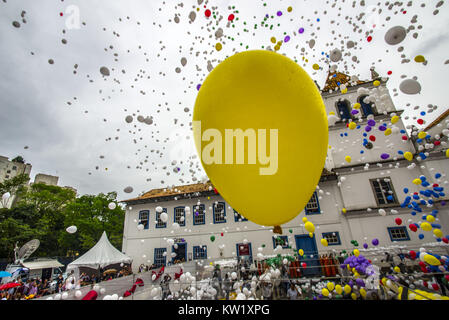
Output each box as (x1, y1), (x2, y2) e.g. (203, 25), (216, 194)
(0, 155), (32, 208)
(121, 71), (449, 275)
(33, 173), (59, 186)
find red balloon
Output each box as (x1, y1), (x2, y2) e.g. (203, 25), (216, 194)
(434, 140), (441, 146)
(387, 71), (392, 75)
(205, 9), (211, 17)
(228, 14), (235, 21)
(445, 275), (449, 281)
(417, 119), (424, 125)
(301, 263), (307, 268)
(367, 36), (372, 42)
(423, 281), (428, 287)
(221, 233), (223, 236)
(409, 224), (417, 232)
(409, 250), (416, 259)
(401, 135), (408, 141)
(418, 261), (426, 267)
(369, 135), (376, 142)
(214, 188), (218, 194)
(442, 237), (449, 244)
(432, 283), (439, 291)
(395, 218), (402, 225)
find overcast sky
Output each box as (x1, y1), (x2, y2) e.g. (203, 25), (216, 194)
(0, 0), (448, 200)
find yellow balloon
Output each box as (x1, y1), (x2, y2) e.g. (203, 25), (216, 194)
(344, 284), (351, 294)
(302, 217), (308, 223)
(391, 115), (399, 124)
(446, 149), (449, 158)
(321, 238), (328, 247)
(418, 131), (427, 139)
(304, 221), (315, 233)
(312, 63), (320, 70)
(309, 232), (313, 238)
(345, 155), (351, 163)
(433, 228), (443, 238)
(270, 37), (277, 44)
(384, 128), (392, 136)
(414, 55), (425, 63)
(193, 50), (328, 227)
(342, 208), (347, 214)
(341, 88), (348, 94)
(335, 285), (343, 295)
(348, 122), (356, 130)
(404, 151), (413, 161)
(424, 254), (440, 266)
(421, 222), (432, 231)
(298, 249), (304, 256)
(373, 80), (380, 86)
(394, 266), (401, 273)
(322, 288), (329, 297)
(215, 43), (223, 51)
(353, 103), (361, 109)
(360, 288), (366, 298)
(353, 249), (360, 257)
(351, 293), (357, 300)
(413, 178), (422, 185)
(287, 6), (293, 12)
(327, 282), (335, 291)
(426, 215), (435, 223)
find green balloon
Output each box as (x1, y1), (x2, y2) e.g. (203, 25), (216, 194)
(210, 236), (215, 242)
(289, 229), (293, 233)
(262, 244), (266, 248)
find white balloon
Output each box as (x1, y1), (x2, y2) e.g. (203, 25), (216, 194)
(399, 79), (421, 95)
(108, 202), (117, 210)
(231, 272), (237, 280)
(160, 212), (168, 222)
(100, 288), (106, 295)
(156, 206), (163, 213)
(137, 224), (144, 231)
(384, 26), (407, 45)
(2, 192), (11, 200)
(111, 294), (119, 300)
(75, 290), (82, 298)
(61, 292), (68, 300)
(66, 225), (77, 234)
(378, 209), (386, 216)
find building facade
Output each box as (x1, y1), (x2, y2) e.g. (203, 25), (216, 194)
(0, 155), (32, 208)
(121, 71), (449, 274)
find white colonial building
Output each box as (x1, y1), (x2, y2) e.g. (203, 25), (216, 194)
(121, 70), (449, 275)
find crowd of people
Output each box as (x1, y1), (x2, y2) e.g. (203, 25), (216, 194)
(0, 266), (132, 300)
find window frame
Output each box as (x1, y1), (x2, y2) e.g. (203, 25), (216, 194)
(193, 204), (206, 225)
(193, 245), (207, 260)
(272, 236), (289, 249)
(305, 191), (321, 215)
(174, 206), (186, 227)
(387, 226), (410, 241)
(155, 208), (167, 229)
(234, 210), (248, 222)
(322, 232), (342, 246)
(213, 202), (226, 224)
(369, 177), (399, 207)
(154, 248), (167, 267)
(138, 210), (150, 230)
(336, 99), (352, 121)
(358, 95), (376, 117)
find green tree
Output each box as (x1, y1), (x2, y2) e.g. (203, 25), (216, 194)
(0, 173), (29, 198)
(60, 192), (125, 255)
(11, 156), (25, 164)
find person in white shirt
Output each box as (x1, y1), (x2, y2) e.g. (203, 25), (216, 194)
(287, 282), (300, 300)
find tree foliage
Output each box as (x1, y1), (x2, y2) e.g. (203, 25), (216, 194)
(0, 179), (125, 261)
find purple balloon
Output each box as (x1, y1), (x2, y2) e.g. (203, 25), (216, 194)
(299, 27), (305, 34)
(348, 280), (354, 287)
(196, 84), (201, 91)
(284, 35), (291, 42)
(372, 238), (379, 246)
(367, 119), (376, 126)
(365, 126), (372, 132)
(363, 243), (368, 249)
(351, 110), (359, 115)
(378, 125), (387, 131)
(277, 11), (283, 16)
(380, 153), (390, 160)
(356, 278), (365, 287)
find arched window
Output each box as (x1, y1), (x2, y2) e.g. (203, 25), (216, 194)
(336, 100), (352, 121)
(358, 95), (376, 117)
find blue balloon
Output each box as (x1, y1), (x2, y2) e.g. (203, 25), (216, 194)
(419, 234), (424, 240)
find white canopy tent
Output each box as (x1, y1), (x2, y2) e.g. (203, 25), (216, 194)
(66, 231), (132, 280)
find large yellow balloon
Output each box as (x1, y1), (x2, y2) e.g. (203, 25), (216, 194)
(421, 222), (432, 231)
(327, 282), (335, 291)
(322, 288), (329, 297)
(344, 284), (352, 294)
(193, 50), (328, 226)
(423, 254), (440, 266)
